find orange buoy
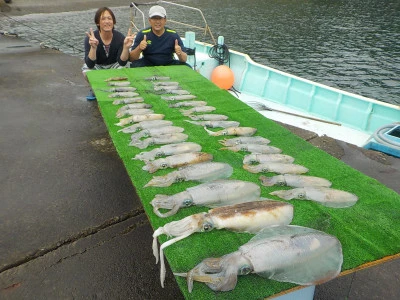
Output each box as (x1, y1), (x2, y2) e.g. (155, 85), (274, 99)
(211, 65), (234, 89)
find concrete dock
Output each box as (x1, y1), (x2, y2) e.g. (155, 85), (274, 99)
(1, 1), (399, 299)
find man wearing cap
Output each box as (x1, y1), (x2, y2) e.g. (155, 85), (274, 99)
(129, 5), (189, 67)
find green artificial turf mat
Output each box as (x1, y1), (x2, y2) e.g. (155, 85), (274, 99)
(87, 66), (400, 299)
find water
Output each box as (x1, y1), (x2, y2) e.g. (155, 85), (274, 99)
(1, 0), (399, 105)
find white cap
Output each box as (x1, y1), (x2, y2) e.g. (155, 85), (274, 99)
(149, 5), (166, 18)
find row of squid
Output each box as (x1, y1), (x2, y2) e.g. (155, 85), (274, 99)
(100, 75), (353, 293)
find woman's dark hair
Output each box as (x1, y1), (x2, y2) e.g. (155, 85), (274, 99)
(94, 7), (116, 31)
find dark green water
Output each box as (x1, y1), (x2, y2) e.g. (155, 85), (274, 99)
(1, 0), (399, 105)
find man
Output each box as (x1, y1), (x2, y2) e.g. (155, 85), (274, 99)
(129, 5), (189, 68)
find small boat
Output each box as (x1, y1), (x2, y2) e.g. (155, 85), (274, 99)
(131, 1), (399, 154)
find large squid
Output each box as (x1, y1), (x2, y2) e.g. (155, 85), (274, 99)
(175, 225), (343, 292)
(153, 200), (294, 287)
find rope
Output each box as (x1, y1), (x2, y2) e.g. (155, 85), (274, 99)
(208, 43), (230, 66)
(0, 12), (84, 54)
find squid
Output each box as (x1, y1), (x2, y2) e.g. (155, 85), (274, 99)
(116, 108), (154, 118)
(221, 144), (282, 154)
(145, 76), (170, 81)
(185, 120), (240, 128)
(219, 136), (271, 146)
(260, 174), (332, 188)
(154, 89), (191, 95)
(175, 225), (343, 292)
(116, 103), (153, 120)
(115, 114), (165, 127)
(188, 114), (229, 121)
(130, 126), (185, 142)
(144, 162), (233, 188)
(112, 97), (144, 105)
(133, 142), (202, 161)
(169, 101), (208, 108)
(104, 76), (128, 82)
(152, 81), (180, 86)
(153, 200), (294, 287)
(180, 106), (216, 116)
(154, 85), (181, 91)
(204, 126), (257, 137)
(129, 133), (188, 149)
(107, 81), (132, 86)
(142, 152), (213, 173)
(118, 120), (173, 134)
(150, 179), (261, 217)
(244, 162), (309, 174)
(161, 95), (197, 101)
(102, 87), (137, 92)
(270, 187), (358, 208)
(243, 154), (295, 165)
(108, 91), (140, 98)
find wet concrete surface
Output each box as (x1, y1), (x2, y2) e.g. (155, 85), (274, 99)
(0, 34), (399, 299)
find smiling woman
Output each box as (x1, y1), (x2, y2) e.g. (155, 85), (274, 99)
(82, 7), (136, 100)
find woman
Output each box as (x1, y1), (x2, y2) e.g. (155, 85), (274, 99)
(83, 7), (135, 100)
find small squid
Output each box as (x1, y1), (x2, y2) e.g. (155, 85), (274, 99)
(116, 108), (154, 118)
(185, 120), (240, 128)
(243, 154), (295, 165)
(144, 162), (233, 188)
(244, 162), (309, 174)
(108, 91), (140, 98)
(153, 200), (294, 287)
(142, 152), (213, 173)
(115, 114), (165, 127)
(118, 120), (173, 134)
(260, 174), (332, 188)
(204, 126), (257, 137)
(175, 225), (343, 292)
(180, 106), (216, 116)
(112, 97), (144, 105)
(221, 144), (282, 154)
(219, 136), (271, 146)
(270, 187), (358, 208)
(150, 179), (261, 217)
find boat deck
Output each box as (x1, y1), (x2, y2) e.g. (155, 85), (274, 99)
(1, 34), (399, 299)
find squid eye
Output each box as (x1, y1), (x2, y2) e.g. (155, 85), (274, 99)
(174, 177), (185, 183)
(183, 199), (193, 206)
(160, 162), (168, 169)
(221, 131), (228, 135)
(155, 151), (164, 158)
(261, 168), (270, 173)
(239, 265), (252, 275)
(298, 192), (306, 199)
(277, 180), (286, 186)
(240, 146), (248, 151)
(202, 222), (213, 232)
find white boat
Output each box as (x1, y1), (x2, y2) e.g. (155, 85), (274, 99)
(131, 1), (400, 156)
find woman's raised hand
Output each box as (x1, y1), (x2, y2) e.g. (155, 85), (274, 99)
(86, 28), (99, 49)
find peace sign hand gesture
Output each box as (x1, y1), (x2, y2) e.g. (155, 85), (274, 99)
(124, 28), (137, 49)
(86, 28), (99, 49)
